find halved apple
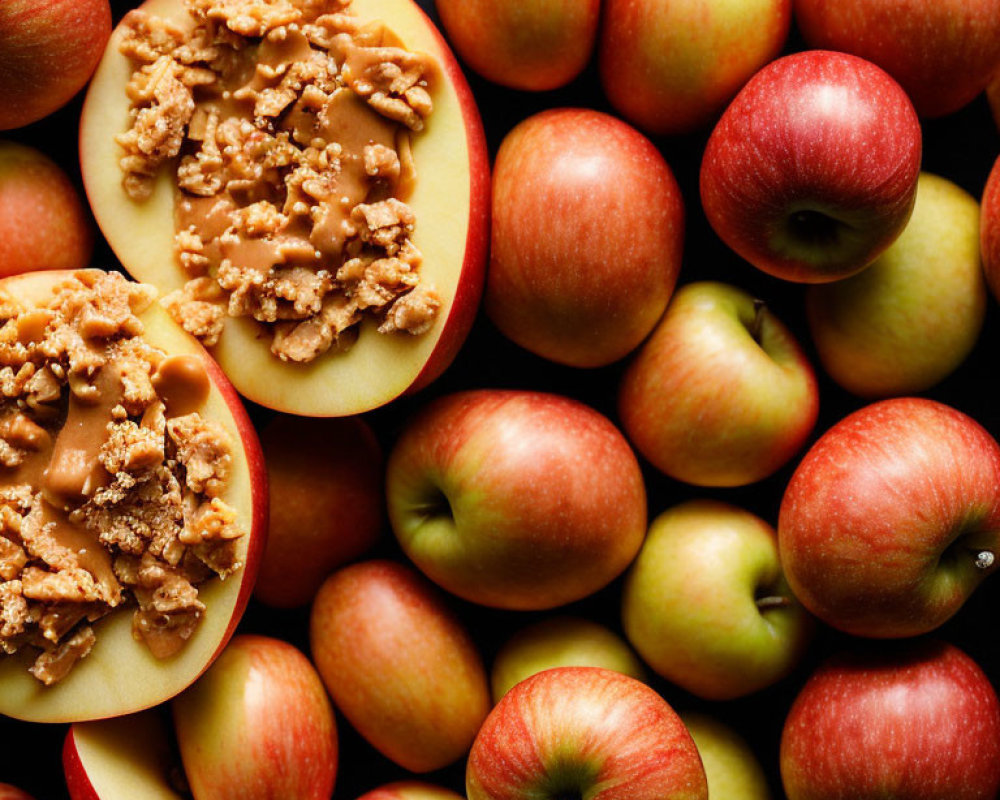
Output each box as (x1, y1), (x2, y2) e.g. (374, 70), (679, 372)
(79, 0), (489, 416)
(0, 269), (267, 723)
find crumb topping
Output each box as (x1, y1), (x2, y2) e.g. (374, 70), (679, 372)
(0, 271), (245, 685)
(117, 0), (441, 364)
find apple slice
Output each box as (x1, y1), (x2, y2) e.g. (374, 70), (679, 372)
(79, 0), (488, 416)
(0, 269), (266, 723)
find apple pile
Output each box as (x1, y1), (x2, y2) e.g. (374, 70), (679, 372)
(1, 0), (1000, 798)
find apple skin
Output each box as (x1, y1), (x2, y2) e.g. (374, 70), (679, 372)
(0, 0), (110, 130)
(618, 281), (818, 487)
(622, 499), (813, 700)
(982, 156), (1000, 303)
(466, 666), (708, 800)
(172, 634), (337, 800)
(490, 615), (646, 702)
(309, 559), (491, 773)
(679, 712), (772, 800)
(780, 640), (1000, 800)
(487, 108), (684, 367)
(807, 171), (986, 398)
(700, 50), (922, 283)
(253, 414), (383, 608)
(778, 396), (1000, 639)
(794, 0), (1000, 119)
(599, 0), (791, 135)
(0, 786), (35, 800)
(434, 0), (599, 91)
(386, 389), (647, 610)
(356, 781), (464, 800)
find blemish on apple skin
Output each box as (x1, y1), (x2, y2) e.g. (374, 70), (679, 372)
(974, 550), (996, 569)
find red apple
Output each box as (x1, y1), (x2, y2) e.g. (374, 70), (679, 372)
(385, 389), (647, 609)
(79, 0), (489, 416)
(0, 269), (267, 723)
(778, 397), (1000, 638)
(466, 666), (708, 800)
(794, 0), (1000, 119)
(599, 0), (791, 135)
(435, 0), (600, 91)
(700, 50), (921, 283)
(253, 414), (383, 608)
(618, 281), (819, 487)
(781, 640), (1000, 800)
(487, 108), (684, 367)
(173, 634), (337, 800)
(309, 559), (491, 773)
(0, 141), (93, 276)
(982, 155), (1000, 303)
(0, 0), (110, 130)
(357, 781), (464, 800)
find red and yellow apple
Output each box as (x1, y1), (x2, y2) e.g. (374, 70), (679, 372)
(434, 0), (600, 91)
(386, 389), (648, 609)
(0, 0), (111, 130)
(487, 108), (684, 367)
(309, 559), (490, 773)
(253, 414), (383, 608)
(0, 140), (93, 276)
(79, 0), (489, 416)
(357, 781), (464, 800)
(0, 269), (267, 724)
(680, 712), (772, 800)
(599, 0), (791, 135)
(982, 155), (1000, 302)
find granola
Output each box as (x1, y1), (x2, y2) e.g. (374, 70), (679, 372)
(117, 0), (441, 364)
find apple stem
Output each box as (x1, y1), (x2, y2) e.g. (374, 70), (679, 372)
(974, 550), (996, 570)
(755, 594), (791, 611)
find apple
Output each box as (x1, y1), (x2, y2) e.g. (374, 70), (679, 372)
(700, 50), (922, 283)
(466, 666), (708, 800)
(0, 269), (267, 723)
(982, 155), (1000, 302)
(599, 0), (791, 135)
(794, 0), (1000, 119)
(434, 0), (600, 91)
(680, 712), (772, 800)
(490, 615), (646, 701)
(487, 108), (684, 367)
(63, 710), (184, 799)
(780, 640), (1000, 799)
(357, 781), (464, 800)
(778, 396), (1000, 638)
(0, 141), (93, 277)
(0, 0), (110, 130)
(309, 559), (490, 773)
(618, 281), (818, 487)
(622, 499), (813, 700)
(79, 0), (489, 416)
(253, 414), (383, 608)
(385, 389), (647, 609)
(0, 786), (35, 800)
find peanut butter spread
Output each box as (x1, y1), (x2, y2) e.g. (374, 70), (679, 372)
(116, 0), (442, 363)
(0, 271), (244, 685)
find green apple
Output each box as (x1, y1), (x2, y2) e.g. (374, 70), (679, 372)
(680, 712), (772, 800)
(490, 616), (646, 701)
(807, 172), (986, 397)
(622, 499), (813, 700)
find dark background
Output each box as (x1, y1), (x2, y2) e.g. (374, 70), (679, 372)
(2, 0), (1000, 797)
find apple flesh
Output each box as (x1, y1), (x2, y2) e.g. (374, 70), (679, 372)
(780, 640), (1000, 800)
(0, 269), (267, 723)
(700, 50), (921, 283)
(778, 396), (1000, 638)
(680, 712), (772, 800)
(599, 0), (791, 135)
(434, 0), (599, 91)
(794, 0), (1000, 119)
(356, 781), (464, 800)
(466, 666), (708, 800)
(386, 389), (647, 609)
(309, 559), (490, 773)
(0, 141), (93, 276)
(618, 281), (818, 487)
(253, 414), (383, 608)
(0, 0), (110, 130)
(79, 0), (489, 416)
(490, 615), (646, 701)
(487, 108), (684, 367)
(982, 156), (1000, 303)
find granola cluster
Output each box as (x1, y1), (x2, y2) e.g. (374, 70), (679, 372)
(0, 271), (245, 685)
(117, 0), (441, 363)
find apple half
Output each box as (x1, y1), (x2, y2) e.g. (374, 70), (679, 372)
(79, 0), (489, 416)
(0, 270), (267, 723)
